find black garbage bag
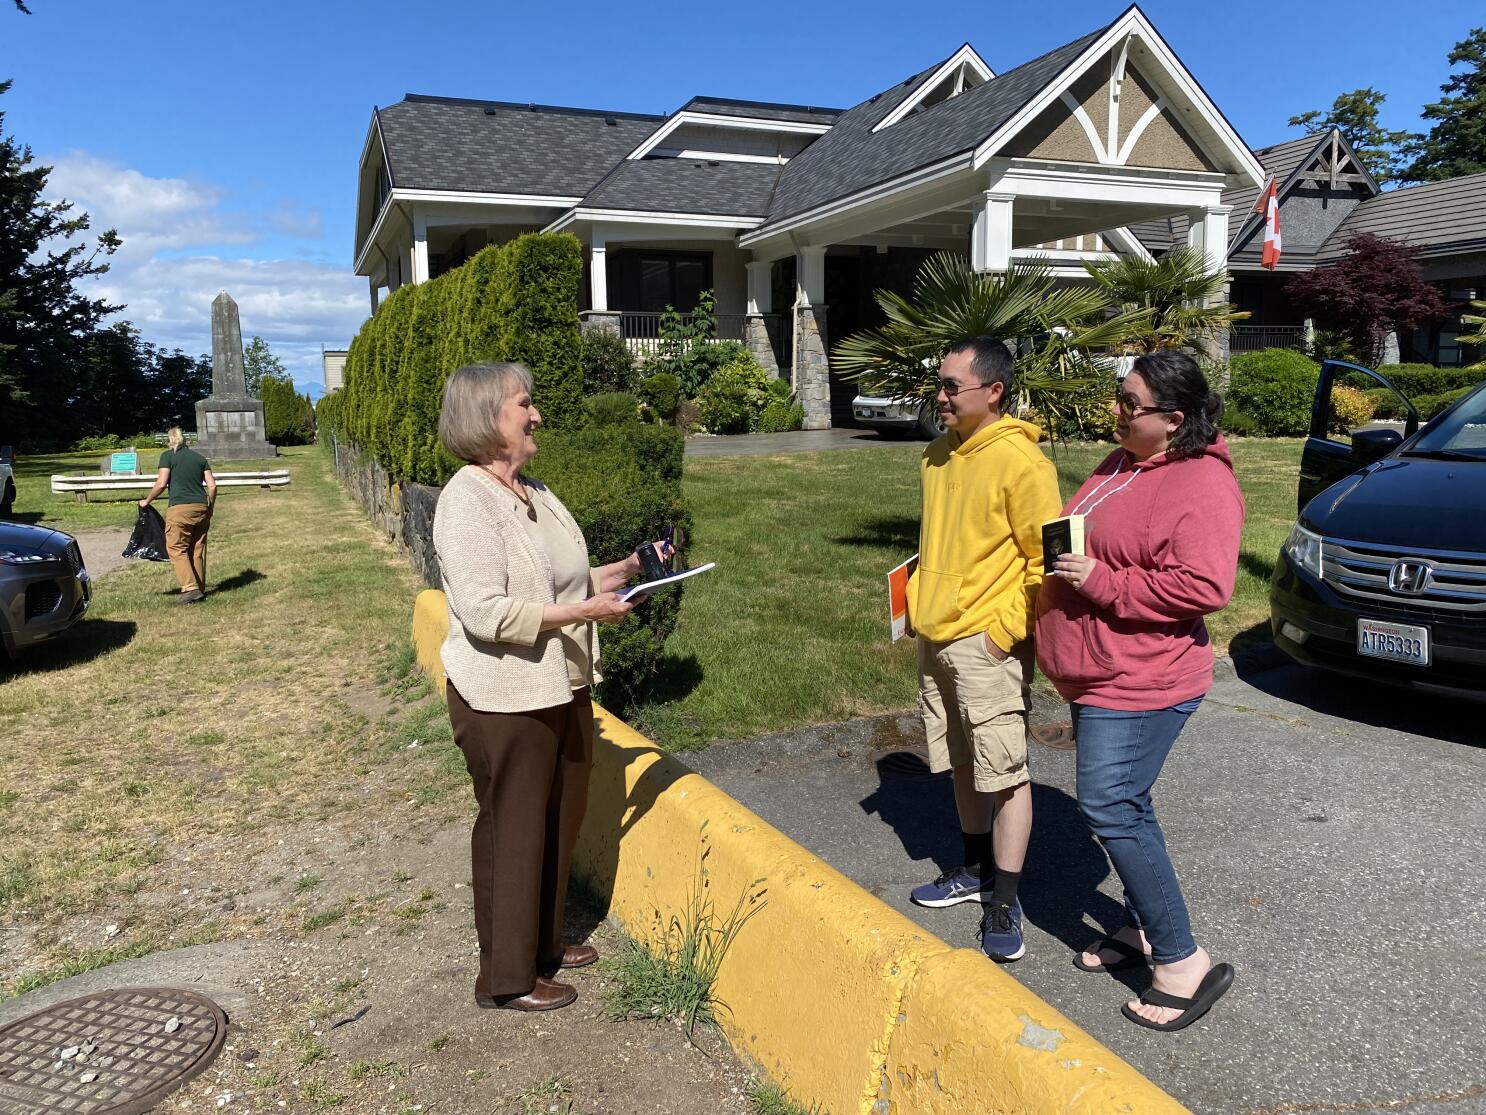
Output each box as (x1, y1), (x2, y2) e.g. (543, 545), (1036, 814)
(122, 504), (169, 562)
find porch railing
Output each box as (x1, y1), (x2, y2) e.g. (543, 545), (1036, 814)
(617, 311), (789, 369)
(1230, 325), (1307, 353)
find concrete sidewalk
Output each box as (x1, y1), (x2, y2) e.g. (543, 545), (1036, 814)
(686, 660), (1486, 1115)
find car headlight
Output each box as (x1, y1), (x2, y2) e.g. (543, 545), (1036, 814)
(0, 549), (51, 565)
(1283, 523), (1324, 578)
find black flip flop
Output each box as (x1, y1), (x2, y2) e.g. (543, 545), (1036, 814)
(1121, 962), (1235, 1031)
(1073, 935), (1150, 973)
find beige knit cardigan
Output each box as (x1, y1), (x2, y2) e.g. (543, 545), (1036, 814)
(432, 466), (601, 713)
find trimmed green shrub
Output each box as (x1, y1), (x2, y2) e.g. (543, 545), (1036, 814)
(494, 233), (584, 431)
(527, 425), (690, 711)
(261, 374), (316, 445)
(766, 378), (793, 400)
(580, 326), (636, 395)
(1226, 348), (1320, 435)
(1220, 406), (1261, 437)
(585, 392), (640, 427)
(1328, 383), (1375, 433)
(759, 400), (805, 433)
(698, 355), (771, 433)
(1376, 364), (1484, 397)
(637, 372), (681, 423)
(1414, 386), (1473, 419)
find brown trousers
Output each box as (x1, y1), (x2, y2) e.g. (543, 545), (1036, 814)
(447, 683), (594, 996)
(165, 503), (211, 592)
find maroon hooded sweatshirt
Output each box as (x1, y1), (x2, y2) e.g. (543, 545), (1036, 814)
(1035, 436), (1245, 710)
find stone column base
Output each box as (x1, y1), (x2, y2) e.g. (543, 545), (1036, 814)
(580, 311), (622, 335)
(745, 315), (781, 378)
(793, 304), (831, 431)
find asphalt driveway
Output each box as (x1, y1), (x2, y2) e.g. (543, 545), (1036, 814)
(686, 657), (1486, 1115)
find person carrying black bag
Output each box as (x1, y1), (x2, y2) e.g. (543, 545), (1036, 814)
(139, 427), (216, 603)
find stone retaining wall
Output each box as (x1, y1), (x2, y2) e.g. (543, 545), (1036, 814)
(329, 439), (442, 589)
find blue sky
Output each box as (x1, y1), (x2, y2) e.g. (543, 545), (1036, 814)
(4, 0), (1474, 397)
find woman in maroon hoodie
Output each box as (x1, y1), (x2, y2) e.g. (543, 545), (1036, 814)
(1036, 350), (1243, 1031)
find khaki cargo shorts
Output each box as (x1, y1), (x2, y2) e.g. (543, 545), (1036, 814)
(917, 632), (1031, 793)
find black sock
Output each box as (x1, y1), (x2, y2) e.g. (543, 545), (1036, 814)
(990, 867), (1021, 907)
(961, 831), (992, 876)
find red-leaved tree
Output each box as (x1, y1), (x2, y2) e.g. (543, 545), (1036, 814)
(1284, 233), (1448, 364)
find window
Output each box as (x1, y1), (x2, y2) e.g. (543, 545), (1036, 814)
(613, 250), (713, 313)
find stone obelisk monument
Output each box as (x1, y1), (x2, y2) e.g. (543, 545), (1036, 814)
(195, 291), (276, 459)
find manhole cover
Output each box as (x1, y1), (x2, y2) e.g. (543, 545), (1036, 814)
(0, 986), (227, 1115)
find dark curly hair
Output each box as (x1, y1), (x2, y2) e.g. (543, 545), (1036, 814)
(1129, 351), (1223, 460)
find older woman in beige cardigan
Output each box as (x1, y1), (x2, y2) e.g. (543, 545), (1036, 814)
(433, 361), (668, 1012)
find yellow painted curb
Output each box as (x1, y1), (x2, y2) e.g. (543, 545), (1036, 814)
(412, 590), (1187, 1115)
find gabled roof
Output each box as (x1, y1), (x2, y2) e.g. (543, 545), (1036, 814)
(1316, 172), (1486, 260)
(678, 96), (842, 125)
(375, 95), (663, 196)
(762, 24), (1110, 225)
(579, 158), (783, 218)
(1126, 130), (1370, 257)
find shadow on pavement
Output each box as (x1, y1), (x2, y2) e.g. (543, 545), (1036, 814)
(859, 751), (1132, 967)
(1, 618), (136, 678)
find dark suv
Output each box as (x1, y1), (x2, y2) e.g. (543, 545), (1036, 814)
(0, 521), (92, 658)
(1270, 359), (1486, 701)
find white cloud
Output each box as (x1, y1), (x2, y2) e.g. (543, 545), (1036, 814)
(43, 153), (365, 393)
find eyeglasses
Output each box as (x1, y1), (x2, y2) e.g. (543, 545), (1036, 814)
(937, 378), (995, 398)
(1115, 391), (1174, 418)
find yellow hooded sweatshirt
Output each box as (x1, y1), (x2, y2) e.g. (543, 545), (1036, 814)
(907, 415), (1062, 649)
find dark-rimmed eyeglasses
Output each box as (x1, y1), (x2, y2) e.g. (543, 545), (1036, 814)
(937, 378), (995, 398)
(1115, 391), (1174, 417)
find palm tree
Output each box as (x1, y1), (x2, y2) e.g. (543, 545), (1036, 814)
(832, 253), (1147, 441)
(1460, 299), (1486, 364)
(1082, 246), (1246, 354)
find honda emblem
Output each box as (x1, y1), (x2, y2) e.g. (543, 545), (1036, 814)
(1387, 560), (1433, 595)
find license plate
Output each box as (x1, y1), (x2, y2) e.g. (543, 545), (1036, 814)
(857, 408), (881, 418)
(1357, 618), (1430, 667)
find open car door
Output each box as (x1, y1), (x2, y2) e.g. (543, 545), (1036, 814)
(1297, 358), (1421, 514)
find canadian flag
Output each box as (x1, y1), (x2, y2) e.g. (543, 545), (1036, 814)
(1254, 177), (1282, 270)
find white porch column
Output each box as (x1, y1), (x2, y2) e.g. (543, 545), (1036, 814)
(589, 231), (609, 313)
(410, 210), (430, 284)
(792, 246), (830, 430)
(1186, 204), (1231, 277)
(971, 192), (1015, 272)
(795, 245), (826, 307)
(744, 260), (779, 377)
(369, 277), (380, 315)
(746, 260), (773, 315)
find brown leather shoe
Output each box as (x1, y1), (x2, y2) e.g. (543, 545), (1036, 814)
(539, 944), (598, 972)
(474, 977), (577, 1012)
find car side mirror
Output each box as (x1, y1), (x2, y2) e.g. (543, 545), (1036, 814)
(1351, 427), (1402, 462)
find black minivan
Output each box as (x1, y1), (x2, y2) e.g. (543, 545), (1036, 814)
(1270, 358), (1486, 701)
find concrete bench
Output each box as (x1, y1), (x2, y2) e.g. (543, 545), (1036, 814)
(50, 470), (291, 503)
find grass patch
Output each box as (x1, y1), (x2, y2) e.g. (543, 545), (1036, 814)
(426, 1033), (450, 1052)
(509, 1076), (583, 1115)
(347, 1059), (408, 1081)
(302, 901), (350, 932)
(605, 866), (764, 1036)
(747, 1081), (823, 1115)
(1, 923), (220, 1000)
(630, 439), (1303, 748)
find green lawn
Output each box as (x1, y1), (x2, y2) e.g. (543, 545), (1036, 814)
(631, 438), (1303, 750)
(7, 447), (288, 533)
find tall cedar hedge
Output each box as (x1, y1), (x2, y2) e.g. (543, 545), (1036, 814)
(318, 231), (688, 711)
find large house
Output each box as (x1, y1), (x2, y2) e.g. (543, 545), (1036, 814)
(350, 4), (1481, 428)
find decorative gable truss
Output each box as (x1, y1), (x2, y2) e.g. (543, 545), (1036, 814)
(871, 44), (995, 133)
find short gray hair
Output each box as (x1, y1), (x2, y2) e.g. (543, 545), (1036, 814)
(438, 362), (535, 463)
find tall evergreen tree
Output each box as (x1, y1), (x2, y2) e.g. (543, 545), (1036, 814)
(1400, 27), (1486, 183)
(242, 334), (285, 398)
(0, 79), (121, 442)
(1288, 88), (1414, 185)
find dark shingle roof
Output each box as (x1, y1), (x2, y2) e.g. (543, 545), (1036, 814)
(1317, 172), (1486, 260)
(680, 97), (842, 125)
(580, 159), (783, 218)
(377, 96), (664, 196)
(1125, 133), (1330, 254)
(761, 22), (1110, 226)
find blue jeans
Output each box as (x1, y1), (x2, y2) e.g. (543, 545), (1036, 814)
(1072, 698), (1202, 964)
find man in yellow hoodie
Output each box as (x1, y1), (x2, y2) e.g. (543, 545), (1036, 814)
(906, 336), (1061, 963)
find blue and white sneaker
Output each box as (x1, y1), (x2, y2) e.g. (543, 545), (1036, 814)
(910, 866), (989, 908)
(979, 899), (1026, 962)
